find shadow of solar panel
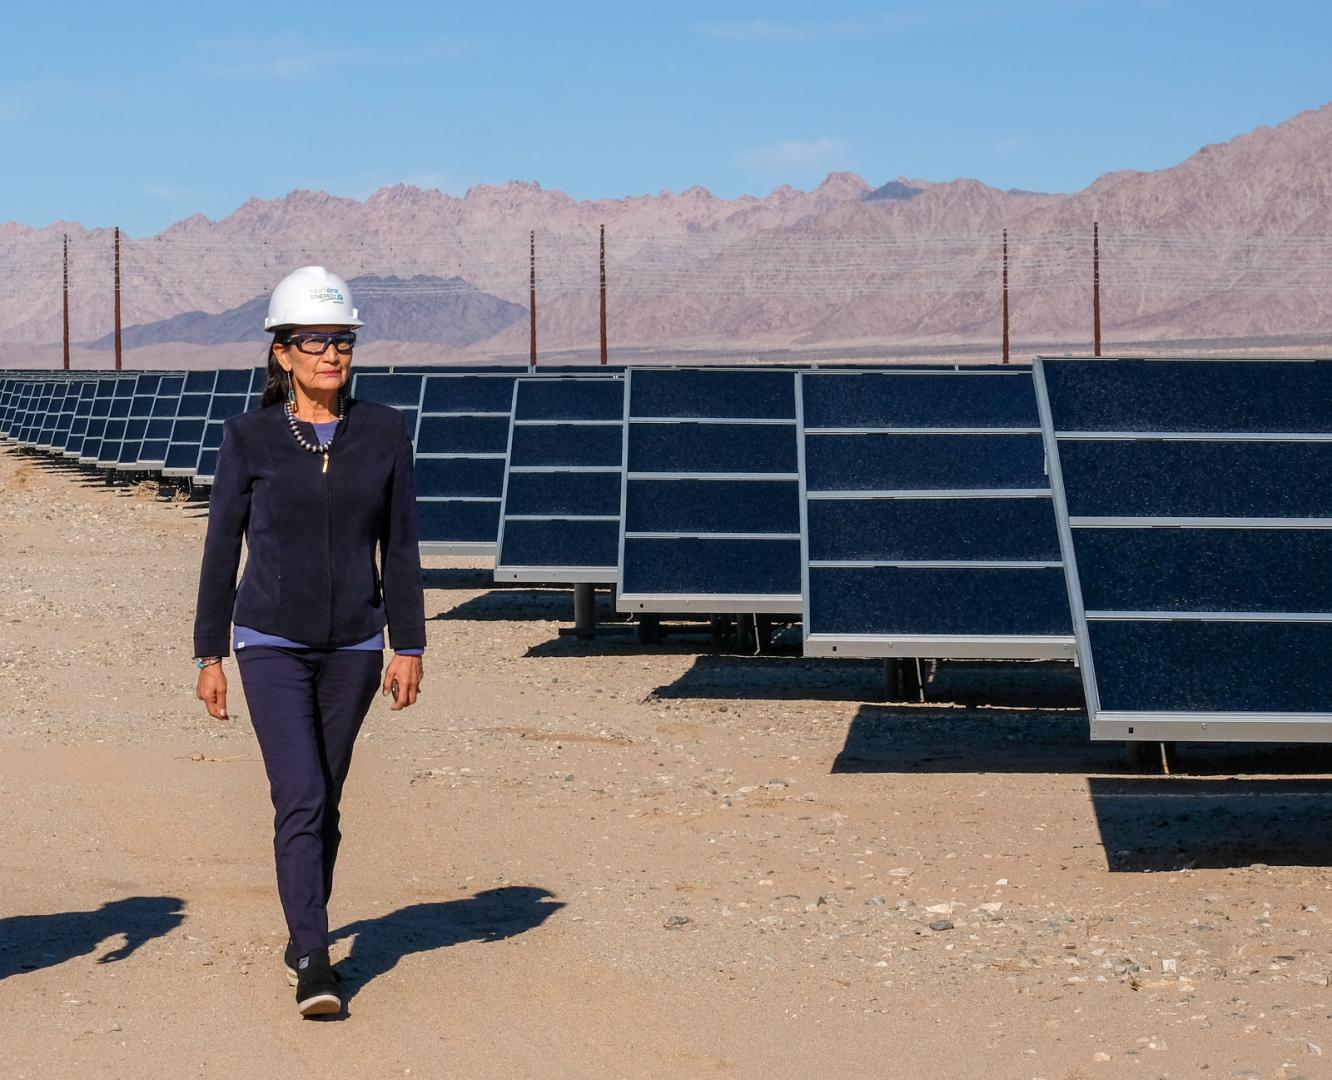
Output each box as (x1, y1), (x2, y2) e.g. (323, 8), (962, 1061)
(809, 566), (1073, 637)
(1037, 357), (1332, 743)
(1058, 440), (1332, 519)
(808, 497), (1061, 562)
(805, 433), (1047, 491)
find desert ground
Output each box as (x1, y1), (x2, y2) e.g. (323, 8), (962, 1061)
(1, 444), (1330, 1080)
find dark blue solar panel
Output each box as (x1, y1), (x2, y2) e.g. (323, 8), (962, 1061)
(1040, 356), (1332, 733)
(1043, 359), (1332, 433)
(625, 479), (800, 534)
(417, 500), (502, 544)
(1059, 440), (1332, 519)
(808, 497), (1061, 562)
(805, 433), (1047, 491)
(355, 372), (421, 406)
(214, 369), (251, 394)
(416, 415), (511, 455)
(630, 369), (795, 419)
(802, 371), (1040, 429)
(1089, 620), (1332, 713)
(628, 422), (797, 474)
(514, 379), (624, 421)
(509, 424), (622, 468)
(504, 471), (620, 517)
(499, 520), (620, 568)
(809, 566), (1073, 636)
(495, 376), (626, 579)
(1073, 528), (1332, 613)
(421, 376), (517, 413)
(415, 457), (507, 498)
(621, 538), (802, 596)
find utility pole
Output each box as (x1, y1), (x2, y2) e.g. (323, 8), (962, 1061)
(1001, 229), (1010, 364)
(529, 230), (537, 369)
(62, 234), (70, 370)
(599, 224), (608, 366)
(1092, 221), (1102, 357)
(113, 226), (123, 371)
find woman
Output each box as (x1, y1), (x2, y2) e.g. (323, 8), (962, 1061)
(192, 266), (426, 1018)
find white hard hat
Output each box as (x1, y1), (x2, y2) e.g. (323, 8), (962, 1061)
(264, 266), (364, 333)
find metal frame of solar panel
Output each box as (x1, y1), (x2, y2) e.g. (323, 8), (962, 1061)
(194, 369), (265, 485)
(1035, 355), (1332, 743)
(617, 367), (804, 615)
(495, 373), (625, 583)
(798, 367), (1075, 660)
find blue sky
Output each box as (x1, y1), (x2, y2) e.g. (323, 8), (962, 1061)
(3, 1), (1328, 234)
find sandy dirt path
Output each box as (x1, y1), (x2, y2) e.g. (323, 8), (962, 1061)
(1, 445), (1330, 1080)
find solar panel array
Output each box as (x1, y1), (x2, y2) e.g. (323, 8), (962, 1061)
(799, 368), (1075, 660)
(1036, 356), (1332, 743)
(617, 368), (804, 614)
(495, 374), (626, 583)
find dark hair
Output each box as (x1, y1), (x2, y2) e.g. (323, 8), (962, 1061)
(260, 334), (290, 408)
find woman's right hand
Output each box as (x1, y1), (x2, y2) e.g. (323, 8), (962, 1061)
(196, 664), (229, 721)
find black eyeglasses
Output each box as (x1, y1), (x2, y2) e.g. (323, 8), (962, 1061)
(284, 331), (357, 356)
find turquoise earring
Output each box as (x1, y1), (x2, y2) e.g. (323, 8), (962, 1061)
(286, 373), (296, 403)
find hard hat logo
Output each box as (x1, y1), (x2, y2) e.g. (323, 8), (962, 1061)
(264, 266), (364, 332)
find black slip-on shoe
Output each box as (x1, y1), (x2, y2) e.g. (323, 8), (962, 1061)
(286, 940), (342, 988)
(295, 948), (342, 1018)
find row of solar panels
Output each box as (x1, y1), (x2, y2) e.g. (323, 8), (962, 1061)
(4, 359), (1331, 745)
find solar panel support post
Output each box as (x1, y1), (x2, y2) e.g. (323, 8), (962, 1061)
(529, 230), (537, 370)
(599, 224), (608, 366)
(113, 226), (123, 372)
(573, 582), (597, 638)
(61, 234), (70, 371)
(1092, 221), (1102, 357)
(1001, 230), (1010, 364)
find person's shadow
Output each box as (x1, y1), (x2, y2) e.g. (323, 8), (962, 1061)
(332, 886), (562, 1001)
(0, 896), (185, 980)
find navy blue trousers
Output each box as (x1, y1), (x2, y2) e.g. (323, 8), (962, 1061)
(236, 646), (382, 954)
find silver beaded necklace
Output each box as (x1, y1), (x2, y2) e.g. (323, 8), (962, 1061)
(284, 396), (344, 473)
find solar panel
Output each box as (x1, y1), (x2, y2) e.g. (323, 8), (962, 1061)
(414, 371), (522, 555)
(1035, 356), (1332, 743)
(799, 368), (1076, 660)
(161, 370), (218, 477)
(617, 368), (803, 614)
(193, 369), (264, 485)
(79, 377), (129, 463)
(495, 374), (626, 583)
(35, 380), (74, 450)
(61, 380), (100, 457)
(16, 379), (53, 445)
(120, 373), (184, 470)
(94, 374), (148, 468)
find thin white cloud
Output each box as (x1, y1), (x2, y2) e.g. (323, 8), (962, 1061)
(739, 137), (852, 176)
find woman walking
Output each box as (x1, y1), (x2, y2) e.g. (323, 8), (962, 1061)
(192, 266), (426, 1018)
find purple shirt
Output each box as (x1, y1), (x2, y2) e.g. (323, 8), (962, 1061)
(234, 419), (423, 656)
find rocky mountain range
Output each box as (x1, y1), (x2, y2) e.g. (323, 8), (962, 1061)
(3, 102), (1331, 367)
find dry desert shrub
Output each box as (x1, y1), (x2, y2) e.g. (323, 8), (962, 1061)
(8, 461), (35, 490)
(132, 480), (161, 500)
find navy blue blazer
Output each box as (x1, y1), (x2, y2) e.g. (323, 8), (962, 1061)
(193, 398), (427, 658)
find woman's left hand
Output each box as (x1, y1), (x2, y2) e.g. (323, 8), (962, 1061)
(383, 654), (424, 710)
